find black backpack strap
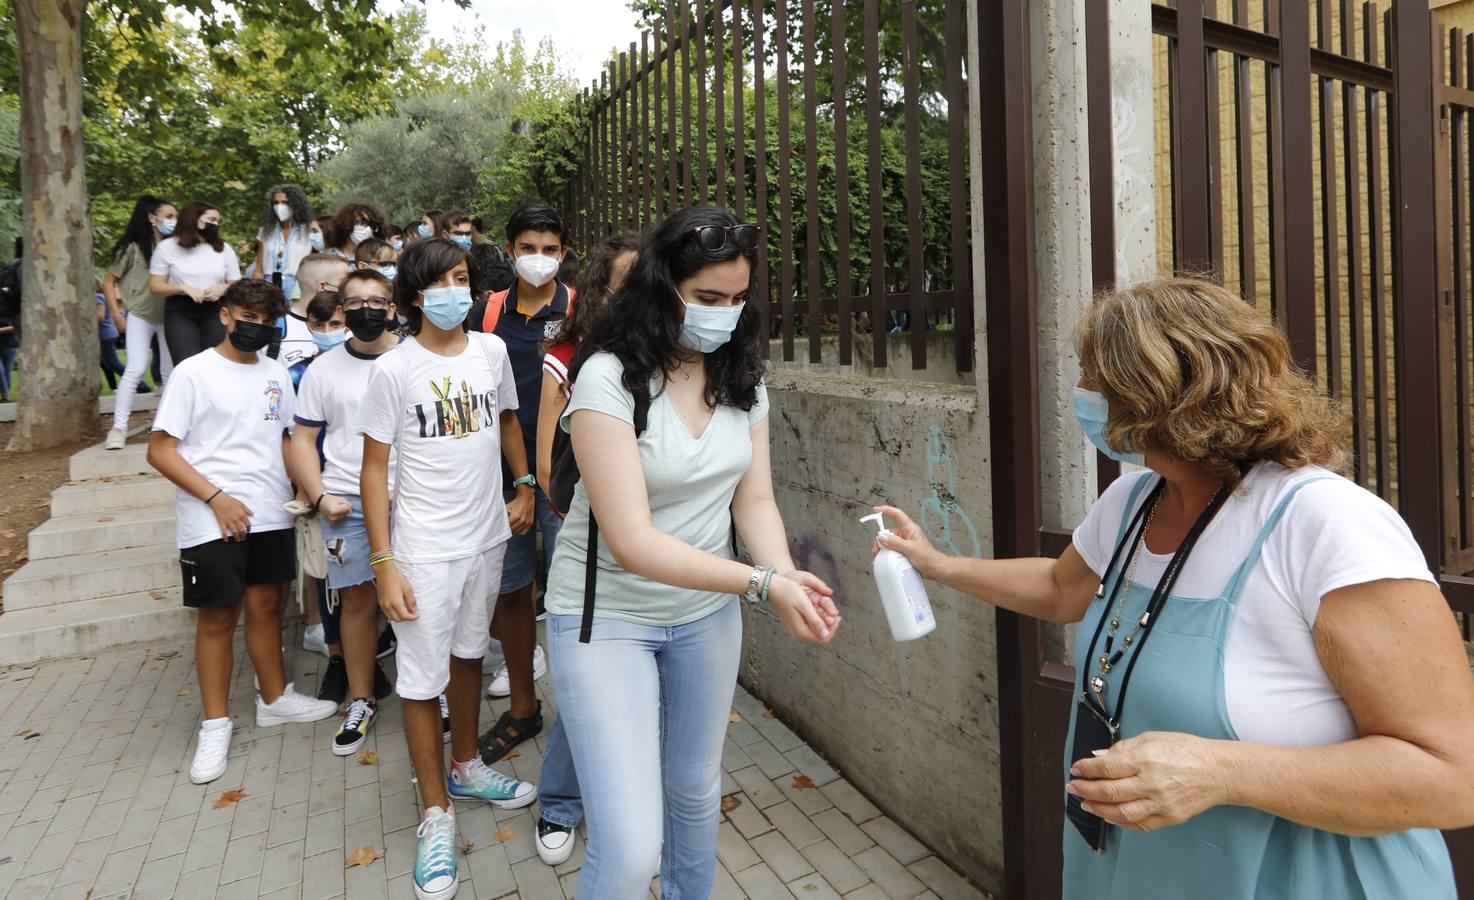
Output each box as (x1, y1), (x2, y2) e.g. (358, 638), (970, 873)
(580, 515), (598, 644)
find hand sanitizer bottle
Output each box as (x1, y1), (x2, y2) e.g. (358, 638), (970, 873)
(861, 513), (936, 641)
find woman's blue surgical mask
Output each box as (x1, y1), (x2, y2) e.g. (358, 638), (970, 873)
(678, 296), (745, 353)
(450, 235), (473, 251)
(312, 329), (350, 352)
(378, 265), (398, 282)
(309, 231), (325, 252)
(417, 223), (433, 239)
(1072, 387), (1145, 466)
(158, 217), (177, 236)
(419, 285), (472, 330)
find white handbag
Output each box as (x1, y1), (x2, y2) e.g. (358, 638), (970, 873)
(284, 500), (327, 614)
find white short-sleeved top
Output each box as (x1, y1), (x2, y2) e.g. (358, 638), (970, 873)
(148, 237), (241, 291)
(1073, 462), (1436, 747)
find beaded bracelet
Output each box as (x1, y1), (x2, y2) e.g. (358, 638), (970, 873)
(368, 551), (395, 567)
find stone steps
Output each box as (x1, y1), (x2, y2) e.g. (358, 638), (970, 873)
(0, 589), (191, 667)
(68, 442), (153, 482)
(3, 543), (177, 612)
(50, 474), (175, 517)
(27, 505), (176, 560)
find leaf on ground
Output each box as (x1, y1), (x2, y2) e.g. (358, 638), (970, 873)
(763, 709), (776, 719)
(802, 884), (820, 892)
(720, 794), (742, 813)
(728, 712), (742, 724)
(96, 516), (113, 523)
(791, 775), (816, 790)
(502, 749), (520, 760)
(22, 732), (39, 741)
(15, 729), (30, 737)
(152, 650), (179, 660)
(212, 789), (248, 809)
(177, 688), (193, 697)
(148, 590), (165, 600)
(494, 826), (516, 843)
(460, 839), (474, 854)
(356, 750), (377, 765)
(345, 846), (383, 868)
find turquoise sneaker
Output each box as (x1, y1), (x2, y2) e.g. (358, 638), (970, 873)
(447, 757), (538, 810)
(414, 805), (457, 900)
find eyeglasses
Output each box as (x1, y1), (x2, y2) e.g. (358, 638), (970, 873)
(691, 224), (761, 252)
(342, 296), (391, 311)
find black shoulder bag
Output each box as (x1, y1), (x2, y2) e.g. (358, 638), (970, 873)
(548, 389), (651, 644)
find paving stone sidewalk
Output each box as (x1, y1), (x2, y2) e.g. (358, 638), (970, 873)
(0, 624), (990, 900)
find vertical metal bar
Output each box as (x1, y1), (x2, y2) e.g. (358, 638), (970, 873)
(752, 0), (769, 355)
(714, 0), (727, 210)
(1319, 9), (1343, 400)
(979, 0), (1047, 896)
(732, 0), (745, 221)
(1460, 39), (1474, 547)
(1236, 52), (1258, 302)
(946, 0), (974, 376)
(697, 0), (710, 204)
(804, 0), (822, 364)
(1084, 0), (1118, 490)
(1366, 5), (1391, 499)
(832, 0), (852, 366)
(864, 0), (886, 370)
(1276, 0), (1318, 376)
(682, 0), (694, 206)
(640, 35), (651, 228)
(776, 0), (795, 361)
(669, 3), (680, 212)
(1343, 66), (1368, 483)
(902, 0), (927, 369)
(654, 28), (665, 220)
(603, 69), (612, 238)
(1174, 0), (1213, 267)
(1390, 0), (1447, 566)
(619, 53), (630, 230)
(1206, 50), (1225, 273)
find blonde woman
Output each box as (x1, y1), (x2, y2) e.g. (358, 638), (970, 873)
(878, 278), (1474, 899)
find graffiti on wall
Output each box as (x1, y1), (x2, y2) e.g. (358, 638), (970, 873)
(920, 425), (982, 558)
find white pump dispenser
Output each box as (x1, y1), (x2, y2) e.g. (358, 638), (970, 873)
(861, 513), (936, 641)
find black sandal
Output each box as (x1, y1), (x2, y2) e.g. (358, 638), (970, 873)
(479, 701), (543, 764)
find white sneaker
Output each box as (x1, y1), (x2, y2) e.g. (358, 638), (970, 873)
(189, 718), (232, 784)
(104, 427), (128, 450)
(535, 817), (576, 865)
(256, 683), (339, 727)
(302, 624), (329, 657)
(486, 645), (547, 698)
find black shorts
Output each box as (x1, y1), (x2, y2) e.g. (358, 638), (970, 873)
(180, 528), (297, 608)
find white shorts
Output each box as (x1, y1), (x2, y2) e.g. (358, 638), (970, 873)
(391, 544), (506, 700)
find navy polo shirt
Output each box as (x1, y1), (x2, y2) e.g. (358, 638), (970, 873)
(488, 279), (571, 481)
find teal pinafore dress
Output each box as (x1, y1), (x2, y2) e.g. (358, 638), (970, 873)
(1063, 473), (1456, 899)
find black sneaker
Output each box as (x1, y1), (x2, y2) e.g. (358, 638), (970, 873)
(439, 693), (452, 744)
(331, 698), (377, 756)
(317, 655), (347, 704)
(374, 661), (393, 701)
(376, 627), (396, 659)
(535, 817), (576, 865)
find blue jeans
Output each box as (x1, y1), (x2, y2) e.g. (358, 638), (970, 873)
(549, 598), (741, 899)
(0, 343), (17, 400)
(538, 714), (583, 828)
(499, 486), (563, 594)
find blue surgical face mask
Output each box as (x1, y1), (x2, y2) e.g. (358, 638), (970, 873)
(309, 231), (325, 252)
(312, 328), (349, 352)
(417, 223), (433, 239)
(419, 285), (472, 330)
(378, 265), (397, 282)
(1072, 387), (1145, 466)
(158, 217), (177, 236)
(678, 295), (745, 353)
(450, 235), (473, 251)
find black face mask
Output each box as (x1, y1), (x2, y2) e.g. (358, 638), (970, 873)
(345, 307), (390, 342)
(228, 319), (275, 353)
(199, 223), (221, 242)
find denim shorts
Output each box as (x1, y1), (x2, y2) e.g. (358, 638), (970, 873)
(499, 487), (565, 594)
(320, 494), (374, 591)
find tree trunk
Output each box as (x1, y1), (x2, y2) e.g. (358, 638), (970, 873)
(9, 0), (98, 452)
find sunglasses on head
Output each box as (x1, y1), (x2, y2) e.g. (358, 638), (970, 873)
(691, 224), (761, 252)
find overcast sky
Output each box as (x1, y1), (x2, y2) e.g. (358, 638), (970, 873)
(414, 0), (647, 87)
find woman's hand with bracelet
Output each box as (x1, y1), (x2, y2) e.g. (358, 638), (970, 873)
(767, 574), (840, 645)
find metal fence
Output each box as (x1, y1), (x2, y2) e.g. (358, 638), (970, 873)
(563, 0), (975, 373)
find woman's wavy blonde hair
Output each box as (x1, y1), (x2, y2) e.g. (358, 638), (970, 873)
(1075, 277), (1347, 483)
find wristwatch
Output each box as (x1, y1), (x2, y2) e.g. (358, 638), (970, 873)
(511, 475), (536, 490)
(743, 566), (765, 604)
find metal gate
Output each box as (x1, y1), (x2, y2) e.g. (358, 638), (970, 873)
(986, 0), (1474, 896)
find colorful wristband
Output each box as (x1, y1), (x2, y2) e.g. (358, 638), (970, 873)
(759, 567), (777, 604)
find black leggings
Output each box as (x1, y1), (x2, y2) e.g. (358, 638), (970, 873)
(164, 295), (225, 364)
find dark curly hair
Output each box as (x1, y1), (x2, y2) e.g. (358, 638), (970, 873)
(571, 206), (762, 412)
(260, 184), (314, 229)
(393, 238), (471, 337)
(329, 201), (389, 252)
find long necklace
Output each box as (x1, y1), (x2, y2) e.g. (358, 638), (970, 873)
(1088, 492), (1161, 705)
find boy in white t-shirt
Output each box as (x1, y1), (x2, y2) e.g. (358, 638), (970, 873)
(355, 239), (537, 900)
(291, 270), (398, 755)
(147, 279), (339, 786)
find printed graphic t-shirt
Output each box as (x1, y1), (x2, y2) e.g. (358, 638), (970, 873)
(355, 332), (519, 564)
(151, 348), (296, 549)
(277, 313), (319, 387)
(296, 342), (398, 498)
